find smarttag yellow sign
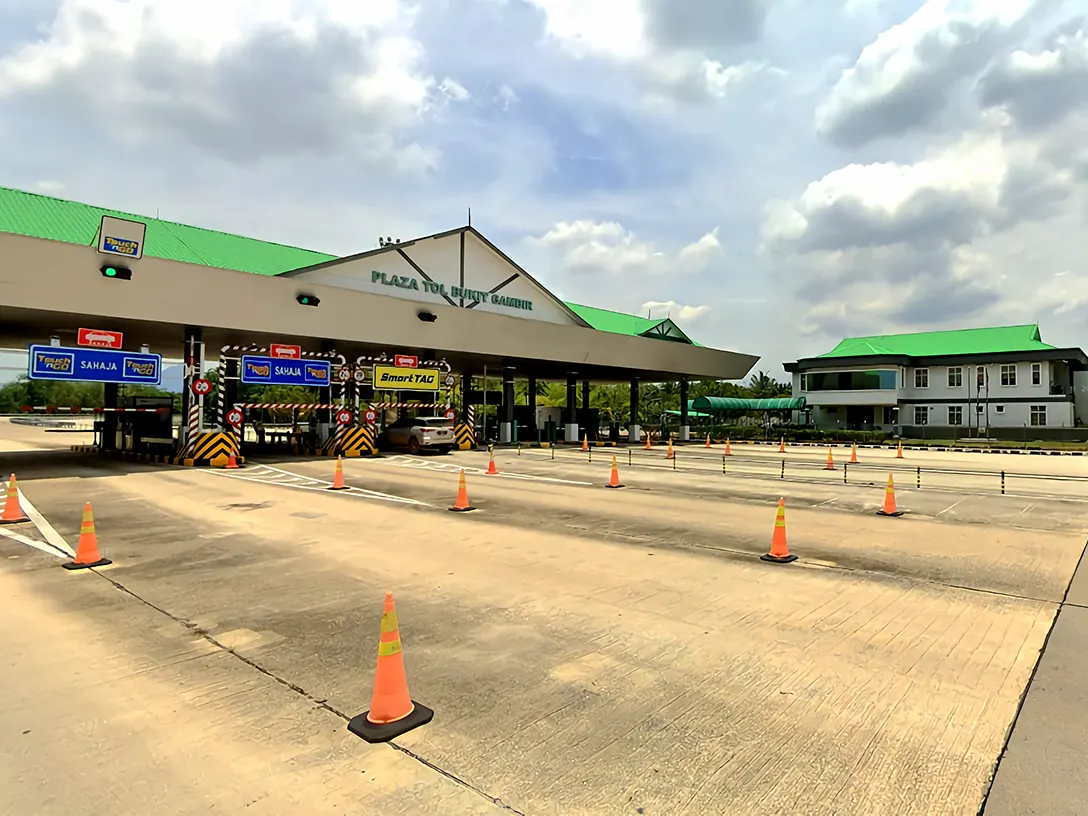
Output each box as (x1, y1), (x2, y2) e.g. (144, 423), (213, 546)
(373, 365), (441, 390)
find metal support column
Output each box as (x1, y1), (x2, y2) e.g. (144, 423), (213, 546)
(317, 340), (335, 443)
(679, 377), (690, 442)
(565, 375), (579, 443)
(500, 367), (515, 444)
(527, 376), (537, 439)
(628, 379), (641, 443)
(180, 326), (202, 447)
(103, 383), (119, 451)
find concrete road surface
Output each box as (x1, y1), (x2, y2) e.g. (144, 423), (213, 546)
(0, 442), (1085, 815)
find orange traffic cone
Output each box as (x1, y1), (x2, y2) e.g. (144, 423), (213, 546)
(824, 446), (835, 470)
(704, 434), (711, 448)
(849, 443), (858, 464)
(449, 469), (475, 512)
(329, 456), (348, 490)
(724, 438), (732, 456)
(877, 474), (904, 517)
(63, 503), (112, 570)
(0, 474), (29, 524)
(644, 433), (652, 450)
(225, 452), (240, 469)
(665, 437), (674, 459)
(761, 498), (797, 564)
(779, 437), (786, 453)
(606, 455), (624, 489)
(581, 434), (589, 452)
(486, 449), (498, 475)
(896, 441), (904, 459)
(347, 592), (434, 743)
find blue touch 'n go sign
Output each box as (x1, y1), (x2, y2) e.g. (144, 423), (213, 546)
(28, 344), (161, 385)
(240, 355), (331, 387)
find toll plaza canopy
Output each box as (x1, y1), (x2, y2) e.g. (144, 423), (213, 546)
(0, 187), (758, 383)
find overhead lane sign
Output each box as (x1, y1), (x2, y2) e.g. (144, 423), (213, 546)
(373, 365), (440, 389)
(241, 355), (331, 387)
(28, 344), (161, 385)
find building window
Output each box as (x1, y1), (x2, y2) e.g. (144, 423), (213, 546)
(914, 368), (929, 388)
(1030, 405), (1046, 426)
(995, 405), (1005, 414)
(914, 406), (928, 425)
(948, 367), (962, 388)
(1000, 364), (1016, 386)
(803, 370), (897, 391)
(976, 366), (985, 387)
(948, 406), (963, 425)
(1031, 363), (1041, 386)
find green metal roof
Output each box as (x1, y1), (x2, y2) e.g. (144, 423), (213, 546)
(564, 303), (666, 335)
(819, 325), (1054, 358)
(691, 396), (805, 411)
(0, 186), (336, 276)
(0, 186), (697, 342)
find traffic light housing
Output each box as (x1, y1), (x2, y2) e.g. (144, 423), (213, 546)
(296, 293), (320, 307)
(100, 264), (132, 280)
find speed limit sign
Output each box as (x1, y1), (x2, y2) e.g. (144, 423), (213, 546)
(444, 408), (456, 421)
(337, 367), (352, 382)
(225, 408), (243, 427)
(363, 409), (376, 424)
(336, 408), (353, 425)
(191, 378), (212, 396)
(353, 367), (367, 384)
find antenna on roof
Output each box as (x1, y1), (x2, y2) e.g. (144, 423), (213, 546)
(468, 207), (472, 227)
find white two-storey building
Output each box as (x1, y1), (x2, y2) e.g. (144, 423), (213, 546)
(784, 325), (1088, 438)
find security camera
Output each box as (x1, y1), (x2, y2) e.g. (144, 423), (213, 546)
(417, 311), (438, 323)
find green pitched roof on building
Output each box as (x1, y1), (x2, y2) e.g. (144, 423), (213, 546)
(819, 325), (1055, 359)
(0, 186), (697, 343)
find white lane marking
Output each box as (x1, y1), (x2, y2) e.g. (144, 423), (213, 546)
(203, 466), (429, 507)
(1015, 502), (1036, 517)
(814, 497), (838, 506)
(15, 487), (75, 557)
(935, 499), (964, 516)
(383, 455), (592, 485)
(0, 526), (67, 558)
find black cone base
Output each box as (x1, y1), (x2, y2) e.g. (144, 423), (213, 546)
(63, 557), (112, 571)
(0, 517), (30, 525)
(328, 486), (349, 491)
(348, 701), (434, 744)
(876, 510), (904, 517)
(760, 553), (798, 564)
(605, 484), (624, 489)
(448, 505), (476, 512)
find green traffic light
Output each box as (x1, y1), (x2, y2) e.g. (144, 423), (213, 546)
(104, 267), (118, 277)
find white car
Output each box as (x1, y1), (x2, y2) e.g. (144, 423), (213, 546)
(383, 416), (456, 454)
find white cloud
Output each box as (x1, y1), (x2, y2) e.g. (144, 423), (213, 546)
(815, 0), (1046, 146)
(525, 0), (772, 101)
(528, 220), (723, 275)
(642, 300), (711, 322)
(34, 180), (66, 194)
(0, 0), (443, 167)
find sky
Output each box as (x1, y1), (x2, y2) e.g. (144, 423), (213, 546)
(0, 0), (1086, 380)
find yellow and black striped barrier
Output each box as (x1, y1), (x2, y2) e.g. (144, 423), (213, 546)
(455, 423), (476, 450)
(319, 425), (378, 457)
(174, 432), (243, 467)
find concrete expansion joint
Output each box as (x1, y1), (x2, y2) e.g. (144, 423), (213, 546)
(87, 566), (523, 814)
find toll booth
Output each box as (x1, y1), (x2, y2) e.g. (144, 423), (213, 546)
(561, 407), (600, 441)
(113, 396), (175, 456)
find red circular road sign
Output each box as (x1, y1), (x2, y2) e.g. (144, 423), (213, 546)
(444, 408), (456, 421)
(363, 409), (377, 424)
(191, 378), (212, 396)
(336, 408), (353, 425)
(225, 408), (243, 426)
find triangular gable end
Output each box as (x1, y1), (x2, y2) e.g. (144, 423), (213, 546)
(641, 318), (693, 344)
(280, 227), (590, 328)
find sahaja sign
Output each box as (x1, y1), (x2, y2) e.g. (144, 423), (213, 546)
(370, 271), (534, 311)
